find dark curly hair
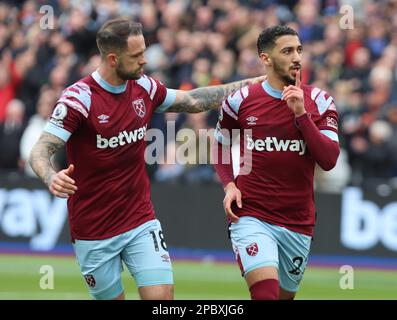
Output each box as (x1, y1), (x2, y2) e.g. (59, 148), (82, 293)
(257, 25), (299, 55)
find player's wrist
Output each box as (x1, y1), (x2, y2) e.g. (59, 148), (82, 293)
(44, 171), (56, 188)
(224, 181), (236, 193)
(294, 109), (307, 118)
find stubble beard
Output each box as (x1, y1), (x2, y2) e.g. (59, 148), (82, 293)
(116, 61), (141, 81)
(273, 60), (296, 85)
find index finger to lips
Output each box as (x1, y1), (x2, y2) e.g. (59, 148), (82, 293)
(295, 69), (301, 87)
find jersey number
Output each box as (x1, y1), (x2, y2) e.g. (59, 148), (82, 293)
(288, 256), (304, 275)
(150, 230), (168, 252)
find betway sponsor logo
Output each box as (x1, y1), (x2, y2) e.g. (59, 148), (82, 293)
(97, 125), (147, 149)
(341, 187), (397, 251)
(246, 135), (306, 155)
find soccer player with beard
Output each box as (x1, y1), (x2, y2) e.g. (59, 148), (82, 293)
(213, 25), (340, 300)
(29, 18), (264, 300)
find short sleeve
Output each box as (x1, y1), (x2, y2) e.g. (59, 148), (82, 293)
(44, 82), (90, 142)
(311, 88), (339, 142)
(214, 99), (240, 145)
(136, 75), (176, 113)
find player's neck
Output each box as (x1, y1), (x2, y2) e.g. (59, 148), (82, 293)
(266, 77), (286, 91)
(97, 65), (126, 86)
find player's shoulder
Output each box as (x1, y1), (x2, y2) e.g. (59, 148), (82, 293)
(65, 75), (93, 92)
(303, 84), (337, 116)
(135, 74), (165, 100)
(57, 76), (93, 118)
(224, 82), (260, 116)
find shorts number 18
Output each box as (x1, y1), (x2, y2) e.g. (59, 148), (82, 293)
(150, 230), (168, 252)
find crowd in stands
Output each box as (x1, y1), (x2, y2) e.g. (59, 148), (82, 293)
(1, 0), (397, 193)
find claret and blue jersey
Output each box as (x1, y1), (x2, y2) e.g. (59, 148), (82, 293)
(215, 80), (339, 236)
(44, 71), (176, 241)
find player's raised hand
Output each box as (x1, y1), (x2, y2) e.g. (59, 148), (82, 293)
(281, 69), (306, 117)
(295, 68), (301, 88)
(48, 164), (78, 199)
(223, 182), (242, 223)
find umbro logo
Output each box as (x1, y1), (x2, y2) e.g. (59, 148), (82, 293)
(98, 114), (110, 123)
(246, 116), (258, 125)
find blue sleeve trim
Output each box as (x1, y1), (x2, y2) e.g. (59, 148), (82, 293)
(156, 89), (177, 113)
(214, 126), (231, 145)
(320, 129), (339, 142)
(227, 92), (243, 115)
(44, 122), (72, 142)
(136, 75), (151, 95)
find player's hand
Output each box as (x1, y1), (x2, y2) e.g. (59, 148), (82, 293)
(281, 69), (306, 117)
(223, 182), (242, 223)
(48, 164), (78, 199)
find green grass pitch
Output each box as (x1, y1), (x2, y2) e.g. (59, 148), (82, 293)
(0, 254), (396, 300)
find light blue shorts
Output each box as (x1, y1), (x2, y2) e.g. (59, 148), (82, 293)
(73, 219), (173, 300)
(229, 216), (312, 293)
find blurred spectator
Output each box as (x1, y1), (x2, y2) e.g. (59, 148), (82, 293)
(314, 149), (351, 193)
(359, 120), (395, 185)
(1, 0), (397, 192)
(342, 46), (371, 91)
(295, 1), (324, 43)
(0, 99), (26, 170)
(20, 88), (57, 176)
(0, 52), (19, 123)
(382, 104), (397, 177)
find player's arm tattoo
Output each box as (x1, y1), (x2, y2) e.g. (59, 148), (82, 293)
(166, 79), (253, 113)
(29, 132), (65, 186)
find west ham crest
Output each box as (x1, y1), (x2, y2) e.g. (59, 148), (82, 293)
(132, 99), (146, 118)
(84, 274), (96, 288)
(246, 242), (258, 256)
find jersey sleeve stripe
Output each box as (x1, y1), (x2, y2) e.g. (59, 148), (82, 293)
(214, 126), (231, 145)
(240, 86), (249, 98)
(317, 96), (334, 115)
(311, 87), (321, 101)
(58, 98), (89, 118)
(136, 75), (152, 97)
(311, 87), (334, 115)
(156, 88), (177, 113)
(147, 76), (153, 97)
(149, 77), (158, 100)
(320, 129), (339, 142)
(62, 89), (92, 111)
(227, 91), (244, 115)
(44, 122), (72, 142)
(222, 101), (238, 120)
